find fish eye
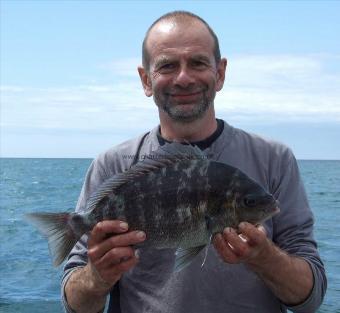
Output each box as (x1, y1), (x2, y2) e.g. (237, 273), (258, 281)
(243, 196), (257, 207)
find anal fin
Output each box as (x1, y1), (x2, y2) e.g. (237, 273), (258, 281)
(174, 245), (206, 272)
(201, 234), (212, 268)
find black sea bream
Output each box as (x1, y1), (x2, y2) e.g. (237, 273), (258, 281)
(26, 143), (279, 270)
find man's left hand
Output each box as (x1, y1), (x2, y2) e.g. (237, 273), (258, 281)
(213, 222), (273, 267)
(213, 222), (315, 306)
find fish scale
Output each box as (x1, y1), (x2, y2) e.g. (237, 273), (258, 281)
(26, 142), (279, 270)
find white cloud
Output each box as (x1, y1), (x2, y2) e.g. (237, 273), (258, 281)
(217, 53), (340, 123)
(103, 57), (142, 77)
(0, 82), (158, 133)
(1, 53), (340, 137)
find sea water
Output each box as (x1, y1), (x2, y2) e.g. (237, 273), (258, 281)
(0, 158), (339, 313)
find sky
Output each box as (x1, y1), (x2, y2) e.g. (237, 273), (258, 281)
(1, 0), (339, 159)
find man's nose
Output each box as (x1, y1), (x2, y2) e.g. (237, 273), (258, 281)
(173, 66), (195, 88)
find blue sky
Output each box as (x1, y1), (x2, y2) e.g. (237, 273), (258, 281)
(1, 0), (339, 159)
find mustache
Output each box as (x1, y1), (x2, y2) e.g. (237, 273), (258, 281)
(166, 86), (207, 95)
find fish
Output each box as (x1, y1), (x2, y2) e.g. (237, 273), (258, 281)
(26, 142), (279, 271)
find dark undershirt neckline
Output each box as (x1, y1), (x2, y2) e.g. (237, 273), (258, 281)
(157, 119), (224, 150)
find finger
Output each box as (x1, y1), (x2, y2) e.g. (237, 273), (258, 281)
(257, 224), (267, 235)
(238, 233), (249, 243)
(94, 246), (136, 269)
(223, 227), (249, 258)
(88, 230), (146, 261)
(238, 222), (267, 246)
(213, 233), (239, 264)
(114, 254), (139, 272)
(89, 220), (129, 246)
(103, 255), (139, 280)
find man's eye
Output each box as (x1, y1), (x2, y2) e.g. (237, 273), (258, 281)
(159, 64), (175, 72)
(192, 61), (207, 68)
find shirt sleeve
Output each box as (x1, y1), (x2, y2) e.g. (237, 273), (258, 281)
(271, 148), (327, 313)
(60, 158), (109, 312)
(59, 133), (149, 312)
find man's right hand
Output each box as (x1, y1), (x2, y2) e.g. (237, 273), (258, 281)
(86, 220), (146, 294)
(64, 221), (146, 313)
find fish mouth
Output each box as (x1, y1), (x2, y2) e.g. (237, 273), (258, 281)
(259, 205), (280, 224)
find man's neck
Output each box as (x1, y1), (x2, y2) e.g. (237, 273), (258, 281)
(158, 108), (217, 142)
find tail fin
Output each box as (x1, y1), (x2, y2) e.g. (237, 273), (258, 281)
(25, 212), (82, 267)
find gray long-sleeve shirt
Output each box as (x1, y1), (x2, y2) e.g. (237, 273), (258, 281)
(61, 121), (326, 313)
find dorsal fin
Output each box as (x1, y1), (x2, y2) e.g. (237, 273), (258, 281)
(159, 142), (205, 160)
(85, 142), (204, 212)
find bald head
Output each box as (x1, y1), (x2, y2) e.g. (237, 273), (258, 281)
(142, 11), (221, 71)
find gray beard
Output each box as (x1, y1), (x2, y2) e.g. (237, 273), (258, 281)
(158, 94), (213, 123)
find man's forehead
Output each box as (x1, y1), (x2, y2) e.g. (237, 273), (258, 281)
(153, 52), (212, 64)
(148, 19), (212, 44)
(154, 20), (177, 34)
(146, 20), (215, 59)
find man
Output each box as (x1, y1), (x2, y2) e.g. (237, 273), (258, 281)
(62, 11), (326, 313)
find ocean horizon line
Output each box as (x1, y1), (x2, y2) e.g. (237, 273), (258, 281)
(1, 156), (339, 161)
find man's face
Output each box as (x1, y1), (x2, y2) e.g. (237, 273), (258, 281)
(139, 20), (226, 123)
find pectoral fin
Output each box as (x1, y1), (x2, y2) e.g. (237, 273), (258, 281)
(201, 234), (212, 268)
(200, 214), (215, 268)
(174, 245), (206, 272)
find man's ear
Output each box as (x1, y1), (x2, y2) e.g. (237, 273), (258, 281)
(138, 66), (153, 97)
(215, 58), (227, 92)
